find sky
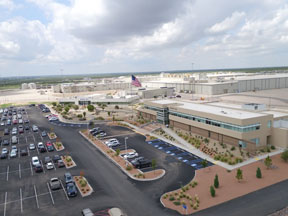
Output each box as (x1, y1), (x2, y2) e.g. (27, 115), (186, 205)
(0, 0), (288, 77)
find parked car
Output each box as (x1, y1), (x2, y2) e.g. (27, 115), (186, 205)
(57, 160), (65, 168)
(41, 131), (47, 137)
(66, 182), (77, 197)
(32, 125), (38, 132)
(34, 164), (43, 173)
(44, 156), (52, 164)
(24, 119), (29, 124)
(49, 178), (61, 190)
(4, 128), (9, 135)
(18, 119), (23, 124)
(29, 143), (36, 150)
(123, 152), (139, 159)
(89, 127), (99, 133)
(46, 162), (54, 170)
(131, 156), (144, 164)
(11, 145), (17, 152)
(20, 149), (28, 156)
(48, 117), (58, 121)
(24, 125), (30, 130)
(46, 141), (54, 152)
(52, 155), (61, 163)
(18, 125), (24, 133)
(64, 172), (74, 185)
(131, 158), (152, 169)
(11, 136), (18, 144)
(107, 142), (120, 148)
(105, 138), (120, 145)
(81, 208), (94, 216)
(10, 150), (17, 158)
(37, 142), (44, 149)
(32, 156), (40, 166)
(0, 153), (7, 159)
(2, 148), (8, 154)
(2, 139), (9, 145)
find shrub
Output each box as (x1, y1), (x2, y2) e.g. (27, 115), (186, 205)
(169, 196), (175, 201)
(126, 165), (132, 171)
(281, 150), (288, 162)
(231, 146), (235, 151)
(77, 114), (83, 118)
(173, 201), (181, 206)
(114, 105), (119, 109)
(210, 186), (216, 197)
(236, 168), (243, 182)
(271, 145), (276, 150)
(264, 156), (272, 169)
(214, 174), (219, 188)
(87, 104), (95, 112)
(256, 167), (262, 178)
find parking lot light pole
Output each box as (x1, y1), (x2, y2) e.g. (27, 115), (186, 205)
(125, 137), (128, 167)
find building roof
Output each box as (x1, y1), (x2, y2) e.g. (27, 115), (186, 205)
(262, 111), (288, 119)
(152, 99), (268, 119)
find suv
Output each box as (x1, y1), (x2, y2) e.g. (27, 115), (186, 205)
(49, 178), (61, 190)
(64, 172), (74, 185)
(32, 125), (38, 132)
(11, 136), (18, 144)
(66, 183), (77, 197)
(131, 158), (152, 169)
(32, 156), (40, 166)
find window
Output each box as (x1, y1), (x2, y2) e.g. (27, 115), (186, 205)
(250, 138), (260, 146)
(238, 140), (247, 148)
(267, 120), (271, 128)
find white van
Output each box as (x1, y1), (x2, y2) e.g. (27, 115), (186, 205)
(32, 156), (40, 166)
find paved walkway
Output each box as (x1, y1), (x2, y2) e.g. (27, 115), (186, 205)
(122, 122), (284, 170)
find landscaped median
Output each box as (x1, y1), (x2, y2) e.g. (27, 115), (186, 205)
(73, 176), (93, 197)
(61, 155), (77, 169)
(161, 153), (288, 215)
(53, 141), (65, 151)
(48, 132), (57, 140)
(80, 130), (165, 181)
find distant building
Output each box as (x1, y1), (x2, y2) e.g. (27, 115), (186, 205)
(21, 83), (28, 90)
(138, 87), (174, 99)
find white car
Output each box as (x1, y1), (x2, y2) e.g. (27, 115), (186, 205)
(46, 162), (54, 170)
(29, 143), (36, 150)
(1, 148), (8, 154)
(37, 142), (44, 149)
(0, 122), (4, 126)
(48, 117), (58, 121)
(105, 139), (119, 145)
(10, 150), (17, 158)
(11, 145), (17, 152)
(32, 156), (40, 166)
(123, 152), (139, 159)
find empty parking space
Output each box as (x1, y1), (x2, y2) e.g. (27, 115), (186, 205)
(5, 188), (21, 216)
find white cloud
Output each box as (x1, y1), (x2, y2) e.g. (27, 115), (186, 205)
(0, 0), (15, 10)
(207, 11), (246, 33)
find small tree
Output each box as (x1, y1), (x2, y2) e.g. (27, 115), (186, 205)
(115, 149), (120, 157)
(64, 106), (70, 113)
(72, 104), (79, 110)
(101, 104), (107, 111)
(264, 156), (272, 169)
(214, 174), (219, 188)
(115, 105), (119, 109)
(210, 186), (215, 197)
(83, 111), (86, 118)
(87, 104), (95, 112)
(151, 159), (156, 173)
(52, 102), (57, 106)
(108, 111), (111, 116)
(281, 150), (288, 162)
(256, 167), (262, 178)
(236, 168), (243, 182)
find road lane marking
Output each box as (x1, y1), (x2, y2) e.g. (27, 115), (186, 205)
(20, 188), (23, 213)
(6, 166), (9, 181)
(47, 182), (55, 205)
(19, 164), (21, 179)
(60, 180), (69, 201)
(30, 162), (33, 176)
(4, 192), (7, 216)
(34, 185), (39, 209)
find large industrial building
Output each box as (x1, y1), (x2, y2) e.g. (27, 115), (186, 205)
(51, 71), (288, 96)
(138, 99), (288, 151)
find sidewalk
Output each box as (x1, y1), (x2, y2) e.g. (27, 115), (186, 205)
(121, 121), (284, 170)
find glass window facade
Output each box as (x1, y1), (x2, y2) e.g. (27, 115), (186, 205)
(267, 120), (271, 128)
(250, 138), (260, 146)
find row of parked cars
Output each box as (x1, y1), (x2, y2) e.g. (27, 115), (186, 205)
(49, 172), (78, 197)
(38, 104), (50, 113)
(89, 127), (107, 137)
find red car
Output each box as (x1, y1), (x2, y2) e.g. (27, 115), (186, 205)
(46, 141), (54, 152)
(12, 119), (18, 124)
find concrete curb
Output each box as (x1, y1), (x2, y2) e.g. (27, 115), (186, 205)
(79, 131), (165, 182)
(74, 176), (94, 197)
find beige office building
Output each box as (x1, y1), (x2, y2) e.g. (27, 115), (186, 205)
(138, 99), (288, 151)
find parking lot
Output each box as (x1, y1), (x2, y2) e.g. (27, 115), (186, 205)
(0, 105), (202, 216)
(0, 107), (83, 216)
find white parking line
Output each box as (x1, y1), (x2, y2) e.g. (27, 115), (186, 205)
(27, 147), (30, 156)
(20, 188), (23, 213)
(19, 164), (21, 179)
(36, 146), (39, 155)
(25, 136), (28, 144)
(34, 185), (39, 209)
(6, 166), (9, 181)
(4, 192), (7, 216)
(32, 134), (36, 143)
(46, 182), (55, 205)
(60, 180), (69, 201)
(30, 162), (33, 176)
